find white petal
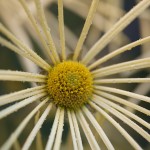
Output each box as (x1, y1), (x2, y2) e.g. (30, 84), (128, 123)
(1, 98), (48, 150)
(22, 103), (52, 150)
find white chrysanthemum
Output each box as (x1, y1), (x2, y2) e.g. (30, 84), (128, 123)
(0, 0), (150, 150)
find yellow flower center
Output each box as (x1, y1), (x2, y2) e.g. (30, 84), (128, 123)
(47, 61), (93, 110)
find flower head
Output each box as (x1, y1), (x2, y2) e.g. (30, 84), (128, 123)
(47, 61), (93, 110)
(0, 0), (150, 150)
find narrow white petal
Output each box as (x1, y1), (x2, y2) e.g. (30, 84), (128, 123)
(0, 75), (44, 82)
(0, 70), (46, 82)
(0, 93), (46, 119)
(18, 0), (56, 64)
(76, 111), (100, 150)
(89, 36), (150, 69)
(34, 0), (60, 63)
(45, 108), (61, 150)
(90, 101), (142, 150)
(94, 78), (150, 84)
(0, 70), (45, 77)
(94, 95), (150, 129)
(73, 0), (99, 60)
(34, 111), (44, 150)
(0, 85), (45, 106)
(82, 106), (114, 150)
(95, 86), (150, 103)
(1, 98), (48, 150)
(71, 111), (83, 150)
(53, 108), (64, 150)
(63, 0), (125, 43)
(82, 0), (150, 64)
(0, 37), (47, 70)
(93, 98), (150, 142)
(92, 58), (150, 78)
(125, 79), (150, 113)
(46, 11), (87, 55)
(58, 0), (66, 60)
(94, 90), (150, 115)
(22, 104), (52, 150)
(67, 110), (78, 150)
(0, 23), (50, 71)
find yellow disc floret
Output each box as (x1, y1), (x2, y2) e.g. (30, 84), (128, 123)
(47, 61), (93, 110)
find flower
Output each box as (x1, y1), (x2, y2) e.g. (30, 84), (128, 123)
(0, 0), (150, 150)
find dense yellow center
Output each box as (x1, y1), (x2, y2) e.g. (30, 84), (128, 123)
(47, 61), (93, 110)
